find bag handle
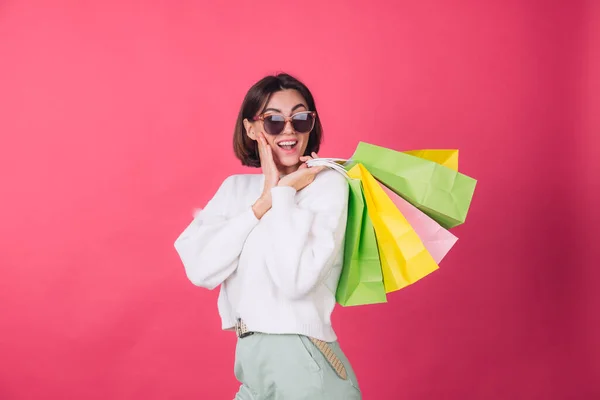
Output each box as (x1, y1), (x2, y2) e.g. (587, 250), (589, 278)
(307, 158), (350, 179)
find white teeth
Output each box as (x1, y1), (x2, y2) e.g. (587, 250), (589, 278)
(278, 141), (297, 146)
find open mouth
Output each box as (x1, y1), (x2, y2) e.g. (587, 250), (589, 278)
(277, 140), (298, 151)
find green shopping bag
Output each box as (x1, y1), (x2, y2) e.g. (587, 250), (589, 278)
(349, 142), (477, 229)
(336, 178), (387, 306)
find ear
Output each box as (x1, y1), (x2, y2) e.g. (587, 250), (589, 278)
(243, 118), (257, 141)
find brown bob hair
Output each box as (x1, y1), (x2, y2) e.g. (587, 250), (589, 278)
(233, 73), (323, 168)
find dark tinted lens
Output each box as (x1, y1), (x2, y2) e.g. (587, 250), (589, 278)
(292, 113), (314, 133)
(264, 115), (285, 135)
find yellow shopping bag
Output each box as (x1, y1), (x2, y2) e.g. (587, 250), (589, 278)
(347, 163), (440, 293)
(403, 149), (458, 171)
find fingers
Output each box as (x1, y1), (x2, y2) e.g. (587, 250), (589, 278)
(304, 164), (325, 175)
(258, 131), (268, 150)
(263, 135), (274, 160)
(265, 142), (274, 162)
(258, 131), (268, 147)
(256, 132), (266, 159)
(257, 131), (274, 163)
(260, 134), (279, 177)
(300, 152), (319, 162)
(300, 151), (324, 174)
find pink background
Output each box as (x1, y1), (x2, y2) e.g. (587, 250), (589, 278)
(1, 1), (598, 399)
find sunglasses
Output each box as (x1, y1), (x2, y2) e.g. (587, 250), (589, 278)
(252, 111), (316, 135)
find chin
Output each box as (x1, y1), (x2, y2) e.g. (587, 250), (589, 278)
(278, 157), (301, 167)
(274, 146), (308, 169)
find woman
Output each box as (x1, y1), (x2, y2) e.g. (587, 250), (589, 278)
(174, 73), (361, 399)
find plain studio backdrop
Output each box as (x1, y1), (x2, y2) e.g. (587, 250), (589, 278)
(0, 1), (598, 399)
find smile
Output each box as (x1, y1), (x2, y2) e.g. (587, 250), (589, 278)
(277, 140), (298, 150)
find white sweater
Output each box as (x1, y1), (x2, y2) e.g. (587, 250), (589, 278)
(174, 169), (349, 342)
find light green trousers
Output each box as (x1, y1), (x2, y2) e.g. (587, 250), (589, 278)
(233, 333), (362, 400)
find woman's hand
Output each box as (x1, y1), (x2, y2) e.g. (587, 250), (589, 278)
(252, 131), (279, 219)
(279, 152), (325, 192)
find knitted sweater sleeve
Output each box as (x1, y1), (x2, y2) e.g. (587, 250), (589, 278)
(263, 170), (349, 300)
(174, 176), (259, 290)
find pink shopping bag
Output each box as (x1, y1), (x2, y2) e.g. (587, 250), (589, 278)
(379, 183), (458, 263)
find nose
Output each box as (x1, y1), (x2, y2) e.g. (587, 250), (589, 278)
(282, 119), (295, 135)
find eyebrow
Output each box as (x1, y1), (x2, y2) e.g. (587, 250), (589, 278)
(262, 103), (307, 114)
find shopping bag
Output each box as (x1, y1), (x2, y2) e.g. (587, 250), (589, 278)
(336, 178), (387, 306)
(350, 142), (477, 229)
(379, 183), (458, 264)
(347, 163), (439, 293)
(308, 159), (386, 306)
(403, 149), (458, 171)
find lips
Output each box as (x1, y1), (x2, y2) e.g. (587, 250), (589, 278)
(277, 140), (298, 150)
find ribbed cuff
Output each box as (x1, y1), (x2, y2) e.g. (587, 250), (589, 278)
(242, 206), (260, 226)
(271, 186), (297, 209)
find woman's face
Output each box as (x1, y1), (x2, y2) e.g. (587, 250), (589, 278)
(246, 89), (312, 174)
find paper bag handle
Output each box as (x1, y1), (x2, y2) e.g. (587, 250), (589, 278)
(307, 158), (350, 179)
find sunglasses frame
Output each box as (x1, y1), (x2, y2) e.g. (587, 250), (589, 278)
(252, 111), (317, 135)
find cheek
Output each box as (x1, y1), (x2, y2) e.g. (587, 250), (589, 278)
(265, 136), (278, 148)
(299, 135), (310, 150)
